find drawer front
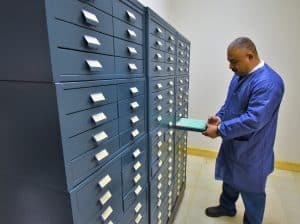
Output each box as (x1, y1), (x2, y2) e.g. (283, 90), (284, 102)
(150, 49), (165, 62)
(67, 135), (120, 188)
(149, 35), (165, 51)
(117, 81), (145, 100)
(80, 0), (113, 15)
(114, 38), (143, 59)
(123, 183), (146, 212)
(118, 95), (145, 117)
(72, 157), (122, 224)
(165, 43), (176, 55)
(165, 53), (175, 64)
(61, 84), (117, 114)
(119, 122), (145, 147)
(48, 0), (113, 36)
(165, 64), (175, 75)
(113, 0), (143, 29)
(64, 119), (118, 162)
(115, 57), (144, 75)
(119, 110), (145, 133)
(114, 18), (143, 44)
(64, 103), (118, 138)
(149, 20), (165, 39)
(54, 20), (114, 55)
(149, 62), (165, 76)
(165, 31), (176, 44)
(54, 48), (115, 78)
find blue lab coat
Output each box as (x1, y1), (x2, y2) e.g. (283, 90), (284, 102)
(216, 64), (284, 193)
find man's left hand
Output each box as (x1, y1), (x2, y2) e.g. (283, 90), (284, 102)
(202, 124), (219, 138)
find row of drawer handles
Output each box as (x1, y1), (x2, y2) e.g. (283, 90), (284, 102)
(155, 65), (174, 72)
(155, 27), (175, 43)
(156, 81), (174, 89)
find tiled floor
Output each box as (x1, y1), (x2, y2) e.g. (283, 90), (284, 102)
(173, 155), (300, 224)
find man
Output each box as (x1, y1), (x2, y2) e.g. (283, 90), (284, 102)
(202, 37), (284, 224)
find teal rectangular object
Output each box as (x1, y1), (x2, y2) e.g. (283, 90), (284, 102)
(174, 118), (207, 132)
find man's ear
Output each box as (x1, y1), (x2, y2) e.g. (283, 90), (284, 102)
(247, 52), (254, 60)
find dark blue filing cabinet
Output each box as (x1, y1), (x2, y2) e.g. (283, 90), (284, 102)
(0, 1), (190, 224)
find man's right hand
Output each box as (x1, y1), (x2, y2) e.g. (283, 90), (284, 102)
(207, 116), (221, 126)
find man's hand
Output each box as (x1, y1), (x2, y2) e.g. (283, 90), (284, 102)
(202, 124), (219, 138)
(207, 115), (221, 126)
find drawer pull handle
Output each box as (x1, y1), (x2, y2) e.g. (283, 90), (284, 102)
(156, 83), (163, 89)
(156, 27), (163, 34)
(168, 66), (174, 72)
(131, 115), (140, 124)
(84, 35), (101, 49)
(101, 206), (113, 221)
(95, 149), (109, 162)
(168, 173), (172, 179)
(179, 95), (183, 99)
(168, 191), (173, 197)
(127, 29), (137, 39)
(179, 87), (183, 92)
(130, 101), (139, 109)
(133, 148), (141, 158)
(126, 10), (136, 21)
(90, 92), (105, 103)
(156, 105), (162, 111)
(157, 141), (162, 148)
(134, 185), (142, 196)
(169, 90), (174, 95)
(99, 190), (112, 206)
(92, 112), (107, 124)
(180, 42), (184, 47)
(179, 67), (183, 72)
(108, 221), (114, 224)
(130, 87), (139, 94)
(155, 65), (162, 71)
(157, 191), (162, 199)
(133, 173), (141, 184)
(86, 60), (102, 71)
(169, 166), (173, 171)
(169, 130), (173, 135)
(169, 56), (174, 62)
(93, 131), (108, 144)
(157, 199), (162, 207)
(158, 160), (163, 167)
(131, 129), (140, 138)
(135, 202), (142, 213)
(169, 99), (173, 104)
(179, 59), (184, 64)
(179, 102), (183, 106)
(168, 81), (174, 86)
(157, 173), (162, 181)
(180, 51), (184, 56)
(155, 53), (162, 59)
(169, 158), (173, 163)
(179, 79), (184, 84)
(168, 146), (172, 152)
(186, 78), (189, 82)
(157, 131), (162, 137)
(82, 9), (99, 26)
(135, 214), (143, 224)
(157, 115), (162, 122)
(186, 68), (189, 72)
(169, 35), (175, 42)
(156, 40), (163, 47)
(157, 182), (162, 190)
(168, 108), (173, 113)
(157, 94), (163, 100)
(98, 175), (112, 189)
(169, 46), (174, 52)
(134, 161), (141, 171)
(157, 150), (162, 157)
(128, 63), (138, 71)
(185, 108), (188, 112)
(128, 46), (138, 55)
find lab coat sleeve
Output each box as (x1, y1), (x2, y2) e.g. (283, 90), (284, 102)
(216, 77), (235, 120)
(218, 80), (284, 140)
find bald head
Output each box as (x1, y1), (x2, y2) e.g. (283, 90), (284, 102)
(227, 37), (261, 76)
(228, 37), (258, 57)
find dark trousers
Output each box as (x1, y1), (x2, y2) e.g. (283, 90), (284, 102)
(220, 182), (266, 224)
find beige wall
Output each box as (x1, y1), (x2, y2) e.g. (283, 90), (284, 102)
(168, 0), (300, 163)
(138, 0), (172, 22)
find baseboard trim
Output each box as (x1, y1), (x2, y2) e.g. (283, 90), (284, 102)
(187, 147), (300, 172)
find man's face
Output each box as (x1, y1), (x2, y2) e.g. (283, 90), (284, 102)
(227, 48), (252, 76)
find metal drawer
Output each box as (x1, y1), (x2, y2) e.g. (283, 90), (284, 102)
(149, 20), (165, 39)
(113, 0), (143, 29)
(149, 35), (165, 51)
(114, 18), (143, 44)
(63, 103), (118, 138)
(119, 122), (145, 147)
(117, 81), (145, 100)
(119, 110), (145, 133)
(59, 83), (117, 114)
(149, 62), (165, 76)
(114, 38), (143, 59)
(115, 57), (144, 75)
(150, 77), (174, 93)
(47, 0), (113, 36)
(118, 95), (145, 117)
(150, 49), (165, 62)
(53, 20), (114, 55)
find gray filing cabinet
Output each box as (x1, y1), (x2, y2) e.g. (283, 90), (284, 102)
(0, 1), (190, 224)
